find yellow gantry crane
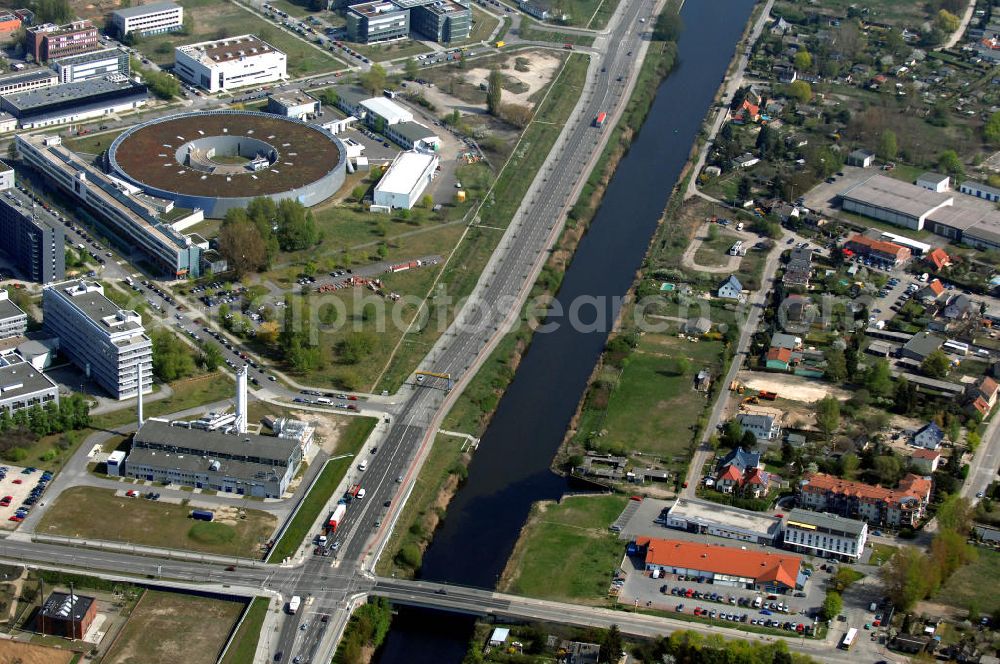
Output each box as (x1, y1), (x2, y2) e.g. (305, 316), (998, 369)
(415, 371), (453, 390)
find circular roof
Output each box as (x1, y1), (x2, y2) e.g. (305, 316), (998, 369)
(108, 111), (342, 199)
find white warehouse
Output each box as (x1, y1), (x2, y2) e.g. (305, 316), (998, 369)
(374, 151), (438, 210)
(174, 34), (286, 93)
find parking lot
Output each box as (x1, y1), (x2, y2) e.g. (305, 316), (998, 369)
(0, 465), (53, 529)
(618, 555), (826, 635)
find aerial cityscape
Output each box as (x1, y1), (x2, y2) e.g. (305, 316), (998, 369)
(0, 0), (993, 661)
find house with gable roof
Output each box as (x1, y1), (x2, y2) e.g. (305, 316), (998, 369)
(717, 275), (744, 301)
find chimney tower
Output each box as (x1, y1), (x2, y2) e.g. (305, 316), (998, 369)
(136, 362), (143, 428)
(235, 365), (248, 434)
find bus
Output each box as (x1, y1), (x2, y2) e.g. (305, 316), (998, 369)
(840, 627), (858, 650)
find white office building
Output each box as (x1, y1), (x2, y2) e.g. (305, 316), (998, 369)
(359, 96), (413, 127)
(0, 353), (59, 415)
(50, 47), (130, 83)
(782, 509), (868, 562)
(175, 34), (286, 93)
(373, 150), (438, 210)
(42, 280), (152, 400)
(111, 1), (183, 37)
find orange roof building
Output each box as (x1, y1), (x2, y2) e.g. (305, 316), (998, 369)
(844, 234), (912, 266)
(635, 537), (801, 591)
(926, 248), (951, 270)
(799, 472), (931, 527)
(927, 279), (945, 296)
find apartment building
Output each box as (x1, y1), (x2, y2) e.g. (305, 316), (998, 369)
(111, 1), (183, 38)
(26, 21), (99, 63)
(42, 280), (152, 400)
(798, 472), (932, 528)
(0, 182), (66, 283)
(782, 509), (868, 562)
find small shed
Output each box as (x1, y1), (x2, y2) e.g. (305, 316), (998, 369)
(489, 627), (510, 647)
(847, 149), (875, 168)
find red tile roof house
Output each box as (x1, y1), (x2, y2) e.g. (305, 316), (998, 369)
(635, 537), (802, 593)
(969, 376), (1000, 410)
(798, 472), (932, 528)
(925, 248), (951, 271)
(910, 449), (942, 474)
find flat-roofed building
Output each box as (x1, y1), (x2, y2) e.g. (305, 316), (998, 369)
(126, 418), (302, 498)
(266, 91), (320, 120)
(37, 591), (96, 639)
(0, 13), (22, 37)
(384, 120), (441, 152)
(636, 537), (802, 593)
(959, 180), (1000, 203)
(1, 74), (147, 129)
(0, 353), (59, 414)
(798, 472), (932, 528)
(406, 0), (471, 42)
(16, 133), (201, 279)
(0, 180), (66, 283)
(345, 1), (409, 43)
(782, 509), (868, 561)
(111, 1), (183, 38)
(839, 174), (954, 231)
(26, 21), (99, 63)
(42, 279), (152, 400)
(359, 95), (413, 127)
(0, 68), (57, 96)
(664, 497), (783, 545)
(175, 34), (286, 93)
(0, 291), (27, 340)
(50, 47), (129, 83)
(374, 150), (438, 209)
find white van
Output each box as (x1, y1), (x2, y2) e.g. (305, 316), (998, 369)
(358, 460), (368, 471)
(356, 488), (366, 499)
(316, 398), (332, 405)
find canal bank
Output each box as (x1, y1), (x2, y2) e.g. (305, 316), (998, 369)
(374, 0), (760, 660)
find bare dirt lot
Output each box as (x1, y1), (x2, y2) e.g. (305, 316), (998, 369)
(465, 51), (563, 108)
(103, 590), (243, 664)
(0, 641), (74, 664)
(737, 372), (852, 403)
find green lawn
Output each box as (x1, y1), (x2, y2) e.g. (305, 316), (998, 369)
(267, 416), (376, 562)
(135, 0), (345, 76)
(103, 590), (244, 664)
(220, 597), (270, 664)
(868, 543), (897, 567)
(596, 334), (722, 457)
(37, 487), (276, 558)
(502, 494), (627, 602)
(516, 18), (595, 47)
(62, 129), (126, 155)
(89, 373), (234, 431)
(343, 39), (433, 62)
(376, 433), (467, 578)
(933, 548), (1000, 612)
(693, 232), (738, 268)
(457, 6), (501, 45)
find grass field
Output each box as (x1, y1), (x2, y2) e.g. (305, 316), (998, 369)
(135, 0), (344, 76)
(220, 597), (270, 664)
(267, 416), (376, 561)
(376, 433), (467, 578)
(693, 232), (738, 268)
(517, 18), (596, 46)
(868, 543), (897, 567)
(501, 494), (627, 602)
(38, 487), (276, 558)
(62, 129), (126, 155)
(933, 548), (1000, 612)
(104, 590), (244, 664)
(89, 373), (234, 431)
(345, 39), (433, 62)
(0, 641), (75, 664)
(593, 334), (722, 457)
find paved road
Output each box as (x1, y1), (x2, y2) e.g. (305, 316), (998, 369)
(941, 0), (977, 49)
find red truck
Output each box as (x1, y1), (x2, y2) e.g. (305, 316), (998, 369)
(594, 112), (607, 128)
(327, 504), (347, 533)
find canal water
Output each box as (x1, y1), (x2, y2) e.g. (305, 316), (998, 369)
(377, 0), (758, 659)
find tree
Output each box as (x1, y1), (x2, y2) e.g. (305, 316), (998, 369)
(338, 332), (376, 364)
(864, 359), (894, 399)
(721, 420), (743, 449)
(787, 80), (812, 103)
(257, 320), (280, 345)
(737, 175), (752, 201)
(936, 495), (973, 535)
(218, 218), (268, 277)
(150, 329), (196, 381)
(33, 0), (72, 24)
(878, 129), (898, 161)
(652, 8), (683, 41)
(921, 349), (951, 378)
(985, 111), (1000, 144)
(198, 343), (223, 371)
(894, 376), (918, 413)
(486, 68), (503, 116)
(839, 452), (860, 480)
(815, 395), (841, 439)
(740, 430), (758, 450)
(881, 546), (930, 611)
(318, 87), (339, 107)
(138, 68), (181, 100)
(938, 150), (965, 183)
(824, 348), (847, 382)
(793, 49), (812, 71)
(821, 591), (842, 621)
(873, 455), (903, 485)
(845, 345), (859, 377)
(935, 9), (960, 34)
(600, 625), (623, 663)
(275, 200), (318, 251)
(403, 57), (418, 80)
(359, 64), (387, 95)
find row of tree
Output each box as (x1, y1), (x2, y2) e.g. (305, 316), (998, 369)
(218, 198), (320, 277)
(0, 394), (90, 438)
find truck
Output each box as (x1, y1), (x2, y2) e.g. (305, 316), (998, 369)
(288, 595), (301, 614)
(495, 40), (505, 48)
(327, 503), (347, 533)
(190, 509), (215, 521)
(594, 112), (607, 128)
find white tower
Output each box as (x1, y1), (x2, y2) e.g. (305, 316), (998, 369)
(136, 362), (144, 428)
(235, 365), (248, 434)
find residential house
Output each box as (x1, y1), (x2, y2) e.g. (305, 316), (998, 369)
(717, 447), (762, 472)
(798, 472), (933, 527)
(844, 234), (912, 267)
(783, 246), (812, 287)
(737, 412), (782, 443)
(912, 421), (945, 450)
(967, 376), (999, 411)
(731, 152), (760, 169)
(925, 248), (951, 271)
(731, 99), (760, 124)
(766, 346), (793, 370)
(900, 331), (945, 362)
(684, 317), (712, 336)
(770, 332), (801, 351)
(717, 275), (744, 300)
(943, 293), (972, 320)
(910, 448), (942, 473)
(916, 278), (946, 304)
(846, 149), (875, 168)
(769, 16), (790, 35)
(775, 65), (797, 83)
